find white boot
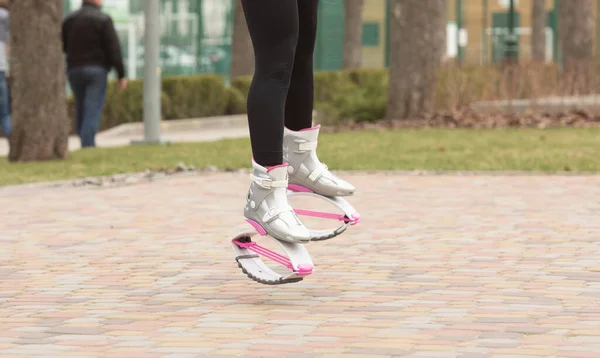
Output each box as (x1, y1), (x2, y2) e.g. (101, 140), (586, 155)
(283, 125), (355, 197)
(244, 159), (311, 243)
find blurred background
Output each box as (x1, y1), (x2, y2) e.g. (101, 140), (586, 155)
(3, 0), (600, 170)
(59, 0), (583, 80)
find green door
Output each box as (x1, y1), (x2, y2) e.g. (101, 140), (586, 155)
(491, 11), (520, 63)
(314, 0), (344, 71)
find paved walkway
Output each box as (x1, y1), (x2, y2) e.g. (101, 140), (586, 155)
(0, 128), (249, 157)
(0, 114), (251, 157)
(2, 173), (600, 357)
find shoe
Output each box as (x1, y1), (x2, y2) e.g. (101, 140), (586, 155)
(283, 125), (355, 197)
(244, 159), (311, 243)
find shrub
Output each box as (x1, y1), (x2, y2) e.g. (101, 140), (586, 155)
(346, 68), (387, 88)
(162, 74), (229, 120)
(230, 76), (252, 99)
(66, 74), (233, 131)
(64, 63), (600, 132)
(100, 79), (145, 130)
(313, 70), (358, 104)
(313, 69), (386, 124)
(225, 85), (246, 115)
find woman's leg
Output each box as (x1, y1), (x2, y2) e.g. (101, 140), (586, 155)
(284, 0), (319, 131)
(241, 0), (299, 167)
(241, 0), (311, 243)
(282, 0), (355, 197)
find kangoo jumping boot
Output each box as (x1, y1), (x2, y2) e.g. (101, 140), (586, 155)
(283, 125), (355, 197)
(244, 159), (311, 244)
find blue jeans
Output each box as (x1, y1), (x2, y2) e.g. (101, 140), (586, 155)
(67, 66), (108, 147)
(0, 71), (10, 138)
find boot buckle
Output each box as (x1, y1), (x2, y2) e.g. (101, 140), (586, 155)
(250, 174), (288, 189)
(297, 140), (317, 151)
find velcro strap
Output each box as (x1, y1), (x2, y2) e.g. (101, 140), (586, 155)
(308, 164), (325, 182)
(298, 141), (317, 151)
(250, 174), (288, 189)
(262, 205), (293, 223)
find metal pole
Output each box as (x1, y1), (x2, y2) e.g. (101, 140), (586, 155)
(385, 0), (390, 67)
(128, 22), (136, 80)
(456, 0), (463, 65)
(596, 0), (600, 63)
(482, 0), (488, 65)
(133, 0), (166, 145)
(553, 0), (559, 63)
(144, 0), (161, 143)
(504, 0), (517, 63)
(193, 0), (204, 73)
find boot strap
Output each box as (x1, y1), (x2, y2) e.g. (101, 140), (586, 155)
(262, 205), (294, 223)
(297, 140), (318, 151)
(250, 174), (288, 190)
(308, 163), (328, 182)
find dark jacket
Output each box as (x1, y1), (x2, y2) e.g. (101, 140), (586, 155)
(62, 2), (125, 79)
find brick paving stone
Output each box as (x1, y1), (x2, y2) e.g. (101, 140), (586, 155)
(12, 339), (54, 345)
(46, 327), (107, 335)
(412, 352), (459, 357)
(2, 173), (600, 356)
(347, 348), (412, 355)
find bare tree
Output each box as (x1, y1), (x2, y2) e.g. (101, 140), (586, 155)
(230, 0), (254, 78)
(531, 0), (546, 62)
(8, 0), (69, 162)
(343, 0), (364, 69)
(386, 0), (446, 120)
(558, 0), (594, 93)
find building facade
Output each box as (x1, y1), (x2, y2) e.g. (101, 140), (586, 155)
(61, 0), (598, 81)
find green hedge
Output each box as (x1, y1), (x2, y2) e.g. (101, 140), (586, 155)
(230, 69), (386, 124)
(71, 64), (598, 132)
(68, 74), (247, 132)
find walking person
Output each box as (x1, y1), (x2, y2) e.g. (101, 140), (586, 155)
(0, 0), (11, 139)
(62, 0), (127, 148)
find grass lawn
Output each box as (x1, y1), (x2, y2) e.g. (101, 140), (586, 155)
(1, 127), (599, 187)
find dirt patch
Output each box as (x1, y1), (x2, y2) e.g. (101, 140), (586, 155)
(321, 108), (600, 132)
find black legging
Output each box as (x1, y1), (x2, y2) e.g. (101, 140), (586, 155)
(241, 0), (319, 167)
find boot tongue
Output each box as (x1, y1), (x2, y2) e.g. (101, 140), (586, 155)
(266, 164), (293, 215)
(266, 164), (289, 181)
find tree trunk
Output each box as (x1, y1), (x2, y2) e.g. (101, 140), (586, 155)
(531, 0), (546, 62)
(230, 0), (254, 78)
(8, 0), (69, 162)
(343, 0), (364, 69)
(386, 0), (446, 120)
(559, 0), (594, 93)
